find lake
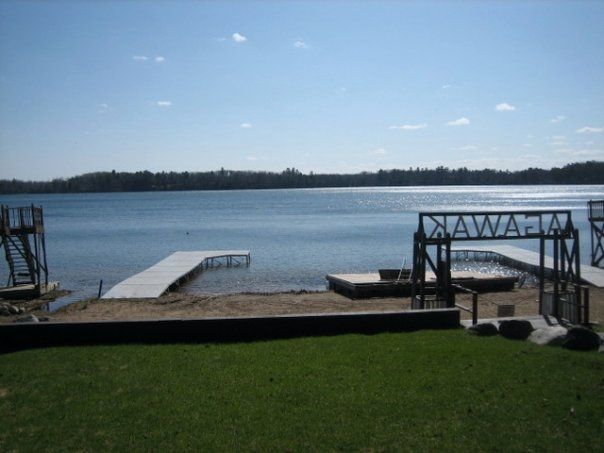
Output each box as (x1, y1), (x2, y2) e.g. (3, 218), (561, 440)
(1, 185), (603, 308)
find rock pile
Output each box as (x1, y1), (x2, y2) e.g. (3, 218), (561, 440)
(468, 322), (602, 352)
(0, 302), (24, 316)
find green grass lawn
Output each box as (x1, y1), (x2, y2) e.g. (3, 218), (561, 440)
(1, 330), (603, 451)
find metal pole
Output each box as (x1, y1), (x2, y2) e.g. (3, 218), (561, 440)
(539, 236), (545, 314)
(574, 229), (582, 322)
(553, 230), (559, 318)
(419, 233), (426, 308)
(445, 234), (452, 307)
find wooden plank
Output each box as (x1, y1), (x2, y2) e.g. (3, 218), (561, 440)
(451, 244), (604, 287)
(102, 250), (250, 299)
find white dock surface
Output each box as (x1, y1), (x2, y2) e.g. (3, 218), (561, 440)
(452, 244), (604, 287)
(102, 250), (250, 299)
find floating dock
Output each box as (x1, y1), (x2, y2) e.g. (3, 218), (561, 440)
(102, 250), (250, 299)
(326, 271), (517, 299)
(451, 245), (604, 287)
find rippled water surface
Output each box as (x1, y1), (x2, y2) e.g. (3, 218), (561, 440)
(1, 185), (603, 307)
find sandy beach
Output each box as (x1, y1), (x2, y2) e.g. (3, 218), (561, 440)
(2, 285), (602, 325)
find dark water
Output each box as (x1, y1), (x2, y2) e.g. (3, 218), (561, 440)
(1, 185), (603, 308)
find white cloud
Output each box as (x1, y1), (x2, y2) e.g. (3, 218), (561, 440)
(555, 148), (604, 158)
(155, 56), (165, 63)
(577, 126), (603, 133)
(369, 148), (387, 156)
(446, 117), (470, 126)
(389, 124), (427, 130)
(425, 155), (552, 171)
(232, 33), (247, 43)
(293, 40), (308, 49)
(495, 102), (516, 111)
(442, 84), (451, 89)
(548, 135), (567, 146)
(99, 103), (109, 109)
(132, 55), (149, 61)
(245, 155), (266, 161)
(156, 101), (172, 107)
(451, 145), (477, 151)
(522, 143), (533, 148)
(240, 123), (252, 128)
(550, 115), (565, 123)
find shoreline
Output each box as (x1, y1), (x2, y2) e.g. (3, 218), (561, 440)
(1, 286), (602, 325)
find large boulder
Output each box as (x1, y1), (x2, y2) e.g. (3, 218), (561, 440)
(468, 323), (498, 336)
(498, 320), (534, 340)
(562, 326), (601, 351)
(528, 326), (568, 346)
(14, 314), (39, 323)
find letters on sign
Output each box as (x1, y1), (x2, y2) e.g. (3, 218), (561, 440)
(420, 211), (572, 240)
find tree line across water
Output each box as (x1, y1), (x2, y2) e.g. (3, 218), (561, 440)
(1, 161), (603, 194)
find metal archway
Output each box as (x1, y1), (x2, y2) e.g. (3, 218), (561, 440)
(411, 209), (588, 324)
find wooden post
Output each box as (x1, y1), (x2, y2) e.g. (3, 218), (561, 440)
(472, 292), (478, 326)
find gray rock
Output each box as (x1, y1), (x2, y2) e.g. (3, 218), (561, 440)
(563, 326), (601, 351)
(528, 326), (568, 346)
(468, 322), (498, 336)
(14, 314), (39, 323)
(0, 306), (10, 316)
(8, 305), (20, 315)
(498, 319), (534, 340)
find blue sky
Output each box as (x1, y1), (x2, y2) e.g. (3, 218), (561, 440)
(1, 1), (603, 180)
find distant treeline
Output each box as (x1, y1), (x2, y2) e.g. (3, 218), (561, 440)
(1, 161), (603, 194)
